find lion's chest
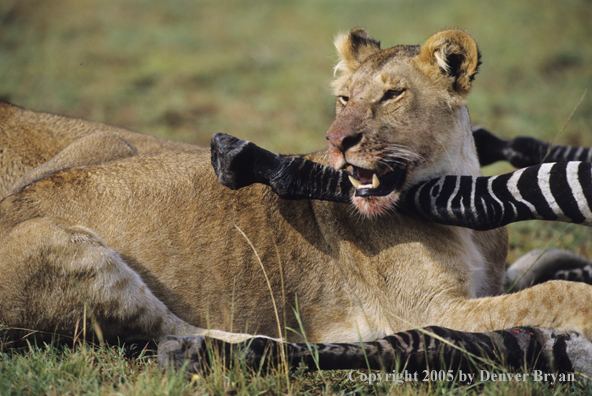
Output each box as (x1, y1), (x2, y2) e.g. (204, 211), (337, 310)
(315, 216), (494, 341)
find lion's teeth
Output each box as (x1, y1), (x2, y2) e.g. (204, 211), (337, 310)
(349, 174), (380, 190)
(372, 174), (380, 189)
(348, 175), (361, 189)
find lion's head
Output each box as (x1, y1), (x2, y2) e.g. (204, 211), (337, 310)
(327, 28), (482, 217)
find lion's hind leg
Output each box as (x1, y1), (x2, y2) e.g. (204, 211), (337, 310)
(0, 217), (198, 343)
(7, 131), (138, 196)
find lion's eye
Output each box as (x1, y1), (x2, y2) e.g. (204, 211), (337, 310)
(381, 89), (404, 102)
(338, 96), (349, 106)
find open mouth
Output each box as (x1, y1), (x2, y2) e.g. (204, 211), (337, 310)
(347, 162), (408, 197)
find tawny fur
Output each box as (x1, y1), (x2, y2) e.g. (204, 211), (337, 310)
(0, 100), (198, 198)
(1, 29), (591, 345)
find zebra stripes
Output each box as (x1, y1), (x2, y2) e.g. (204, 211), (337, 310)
(546, 145), (592, 163)
(398, 129), (592, 229)
(400, 161), (592, 230)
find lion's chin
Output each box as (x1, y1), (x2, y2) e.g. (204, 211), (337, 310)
(352, 191), (400, 218)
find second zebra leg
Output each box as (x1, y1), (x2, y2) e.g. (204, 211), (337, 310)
(158, 325), (592, 377)
(472, 126), (592, 167)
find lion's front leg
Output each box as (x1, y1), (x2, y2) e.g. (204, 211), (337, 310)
(436, 280), (592, 340)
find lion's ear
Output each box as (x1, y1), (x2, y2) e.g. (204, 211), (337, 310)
(333, 28), (381, 76)
(416, 29), (481, 97)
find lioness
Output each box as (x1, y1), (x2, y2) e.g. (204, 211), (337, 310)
(1, 28), (591, 345)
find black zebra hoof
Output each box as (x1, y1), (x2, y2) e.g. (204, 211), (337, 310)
(210, 133), (260, 190)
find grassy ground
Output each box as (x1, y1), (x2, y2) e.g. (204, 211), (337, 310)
(2, 335), (590, 396)
(1, 0), (592, 394)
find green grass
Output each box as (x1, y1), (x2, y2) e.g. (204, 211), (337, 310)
(2, 336), (590, 395)
(1, 0), (592, 394)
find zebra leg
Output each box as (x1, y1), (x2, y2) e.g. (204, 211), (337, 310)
(471, 126), (549, 167)
(506, 249), (592, 292)
(211, 133), (352, 202)
(472, 126), (592, 167)
(158, 326), (592, 377)
(399, 161), (592, 230)
(544, 144), (592, 163)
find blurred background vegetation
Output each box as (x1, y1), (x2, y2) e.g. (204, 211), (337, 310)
(1, 0), (591, 261)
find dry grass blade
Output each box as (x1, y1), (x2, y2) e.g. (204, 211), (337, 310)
(234, 224), (287, 369)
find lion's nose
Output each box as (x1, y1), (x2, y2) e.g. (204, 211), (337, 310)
(327, 133), (363, 153)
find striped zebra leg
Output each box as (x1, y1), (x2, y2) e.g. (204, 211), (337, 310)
(211, 133), (352, 202)
(158, 326), (592, 377)
(399, 161), (592, 230)
(472, 126), (592, 167)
